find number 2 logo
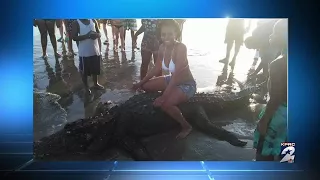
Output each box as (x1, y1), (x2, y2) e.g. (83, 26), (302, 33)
(280, 146), (295, 163)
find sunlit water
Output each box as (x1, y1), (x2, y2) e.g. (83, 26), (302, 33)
(33, 19), (263, 160)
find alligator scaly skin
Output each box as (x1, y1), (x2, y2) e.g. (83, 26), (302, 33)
(34, 79), (263, 160)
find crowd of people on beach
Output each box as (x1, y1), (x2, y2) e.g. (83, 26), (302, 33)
(33, 18), (287, 161)
(216, 19), (288, 162)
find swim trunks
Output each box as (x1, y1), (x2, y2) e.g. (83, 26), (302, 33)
(253, 103), (287, 156)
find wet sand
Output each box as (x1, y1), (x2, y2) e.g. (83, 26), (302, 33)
(33, 19), (261, 160)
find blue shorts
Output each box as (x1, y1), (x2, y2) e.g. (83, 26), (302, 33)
(164, 75), (197, 99)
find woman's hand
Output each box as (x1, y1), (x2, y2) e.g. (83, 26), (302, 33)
(153, 91), (170, 107)
(153, 96), (166, 107)
(132, 82), (143, 91)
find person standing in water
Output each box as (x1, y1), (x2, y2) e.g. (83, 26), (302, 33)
(111, 20), (125, 51)
(123, 19), (138, 50)
(72, 19), (104, 95)
(64, 19), (79, 57)
(134, 19), (162, 79)
(57, 20), (65, 43)
(219, 19), (250, 68)
(101, 19), (110, 45)
(132, 20), (196, 139)
(247, 19), (280, 80)
(34, 19), (62, 59)
(253, 19), (288, 161)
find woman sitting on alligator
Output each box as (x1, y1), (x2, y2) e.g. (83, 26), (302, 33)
(132, 19), (196, 139)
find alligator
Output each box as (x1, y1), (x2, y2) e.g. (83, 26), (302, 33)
(34, 78), (263, 160)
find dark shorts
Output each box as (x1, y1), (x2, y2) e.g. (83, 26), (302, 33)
(79, 55), (101, 76)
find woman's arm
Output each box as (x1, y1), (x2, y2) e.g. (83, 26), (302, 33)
(139, 45), (164, 85)
(162, 43), (189, 97)
(135, 24), (145, 37)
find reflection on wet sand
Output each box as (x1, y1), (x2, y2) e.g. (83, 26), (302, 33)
(33, 19), (266, 160)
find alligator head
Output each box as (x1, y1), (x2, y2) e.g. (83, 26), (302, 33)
(94, 100), (116, 116)
(60, 107), (117, 154)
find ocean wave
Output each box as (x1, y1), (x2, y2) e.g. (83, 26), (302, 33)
(34, 91), (68, 138)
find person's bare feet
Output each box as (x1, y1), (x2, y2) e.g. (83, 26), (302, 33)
(176, 125), (192, 139)
(55, 52), (62, 58)
(229, 57), (236, 67)
(42, 54), (48, 60)
(219, 57), (228, 64)
(103, 39), (109, 45)
(67, 51), (74, 57)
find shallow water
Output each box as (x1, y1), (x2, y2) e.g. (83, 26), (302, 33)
(33, 19), (263, 160)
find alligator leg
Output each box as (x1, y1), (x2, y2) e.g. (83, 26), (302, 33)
(192, 105), (247, 147)
(113, 112), (153, 160)
(86, 136), (112, 154)
(116, 136), (153, 161)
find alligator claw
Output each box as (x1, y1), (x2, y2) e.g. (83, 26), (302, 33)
(230, 139), (248, 147)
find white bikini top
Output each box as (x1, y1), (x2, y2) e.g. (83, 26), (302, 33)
(162, 45), (176, 73)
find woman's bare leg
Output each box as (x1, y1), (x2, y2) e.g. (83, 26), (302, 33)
(161, 87), (192, 139)
(141, 76), (167, 92)
(103, 22), (109, 45)
(131, 30), (137, 49)
(113, 27), (119, 50)
(45, 20), (61, 57)
(119, 26), (125, 51)
(37, 20), (48, 58)
(58, 20), (64, 42)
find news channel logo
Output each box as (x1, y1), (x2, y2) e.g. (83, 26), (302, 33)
(280, 142), (295, 163)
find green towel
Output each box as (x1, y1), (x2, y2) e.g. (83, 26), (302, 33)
(253, 103), (287, 156)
